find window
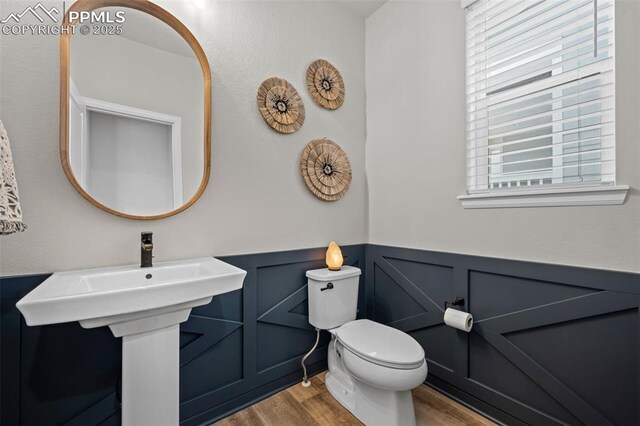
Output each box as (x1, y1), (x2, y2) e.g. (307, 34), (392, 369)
(459, 0), (628, 208)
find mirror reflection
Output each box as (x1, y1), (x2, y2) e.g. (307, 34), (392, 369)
(68, 7), (205, 217)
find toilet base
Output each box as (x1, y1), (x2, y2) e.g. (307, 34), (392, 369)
(325, 337), (418, 426)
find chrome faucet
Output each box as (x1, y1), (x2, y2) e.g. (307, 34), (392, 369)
(141, 232), (153, 268)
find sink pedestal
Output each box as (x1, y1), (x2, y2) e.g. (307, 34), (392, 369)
(123, 324), (180, 426)
(80, 300), (211, 426)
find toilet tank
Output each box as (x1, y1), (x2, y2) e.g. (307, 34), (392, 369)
(307, 266), (361, 330)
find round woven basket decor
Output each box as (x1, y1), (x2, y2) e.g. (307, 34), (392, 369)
(256, 77), (305, 134)
(300, 138), (352, 201)
(306, 59), (345, 110)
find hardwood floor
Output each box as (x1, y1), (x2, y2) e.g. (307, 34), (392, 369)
(214, 372), (496, 426)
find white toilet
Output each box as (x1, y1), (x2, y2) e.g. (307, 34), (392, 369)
(307, 266), (428, 426)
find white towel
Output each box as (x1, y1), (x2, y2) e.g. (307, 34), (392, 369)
(0, 120), (27, 234)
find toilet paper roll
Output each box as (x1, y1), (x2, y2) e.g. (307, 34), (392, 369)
(444, 308), (473, 332)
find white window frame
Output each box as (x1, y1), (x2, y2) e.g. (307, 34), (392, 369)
(458, 0), (628, 208)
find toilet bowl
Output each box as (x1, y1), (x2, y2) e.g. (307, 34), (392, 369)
(326, 320), (428, 426)
(307, 266), (428, 426)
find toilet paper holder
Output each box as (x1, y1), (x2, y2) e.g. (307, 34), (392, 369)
(444, 297), (465, 310)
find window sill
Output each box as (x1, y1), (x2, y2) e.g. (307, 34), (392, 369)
(457, 185), (630, 209)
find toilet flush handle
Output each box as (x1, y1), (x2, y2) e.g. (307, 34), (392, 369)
(320, 282), (334, 291)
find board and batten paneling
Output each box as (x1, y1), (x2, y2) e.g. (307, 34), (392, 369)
(2, 244), (638, 425)
(366, 245), (640, 426)
(0, 245), (366, 425)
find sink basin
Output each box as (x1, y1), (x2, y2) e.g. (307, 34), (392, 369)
(16, 257), (246, 426)
(17, 257), (245, 331)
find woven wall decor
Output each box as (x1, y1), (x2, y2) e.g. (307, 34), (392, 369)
(256, 77), (305, 134)
(306, 59), (345, 110)
(300, 138), (351, 201)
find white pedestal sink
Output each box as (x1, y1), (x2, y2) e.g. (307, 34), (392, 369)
(16, 257), (246, 426)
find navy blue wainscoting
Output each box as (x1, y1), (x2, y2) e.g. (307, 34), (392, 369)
(0, 245), (366, 426)
(3, 244), (638, 425)
(181, 244), (366, 425)
(366, 245), (640, 426)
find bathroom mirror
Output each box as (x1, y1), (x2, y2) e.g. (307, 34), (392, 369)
(60, 0), (211, 219)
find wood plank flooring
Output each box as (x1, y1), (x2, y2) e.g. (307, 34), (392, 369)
(214, 372), (496, 426)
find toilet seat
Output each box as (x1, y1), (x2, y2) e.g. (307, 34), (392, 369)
(333, 319), (425, 370)
(340, 344), (428, 392)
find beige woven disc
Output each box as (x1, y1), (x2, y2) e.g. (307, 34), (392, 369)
(300, 138), (352, 201)
(256, 77), (305, 133)
(306, 59), (345, 110)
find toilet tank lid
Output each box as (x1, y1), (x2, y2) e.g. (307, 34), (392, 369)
(306, 266), (361, 281)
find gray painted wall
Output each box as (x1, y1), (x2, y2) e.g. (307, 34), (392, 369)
(365, 0), (640, 273)
(0, 0), (368, 276)
(2, 0), (638, 276)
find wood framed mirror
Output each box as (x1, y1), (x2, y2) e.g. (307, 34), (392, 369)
(60, 0), (211, 220)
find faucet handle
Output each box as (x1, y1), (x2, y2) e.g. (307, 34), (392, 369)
(141, 232), (153, 251)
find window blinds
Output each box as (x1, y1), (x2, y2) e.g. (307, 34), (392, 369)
(465, 0), (615, 192)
